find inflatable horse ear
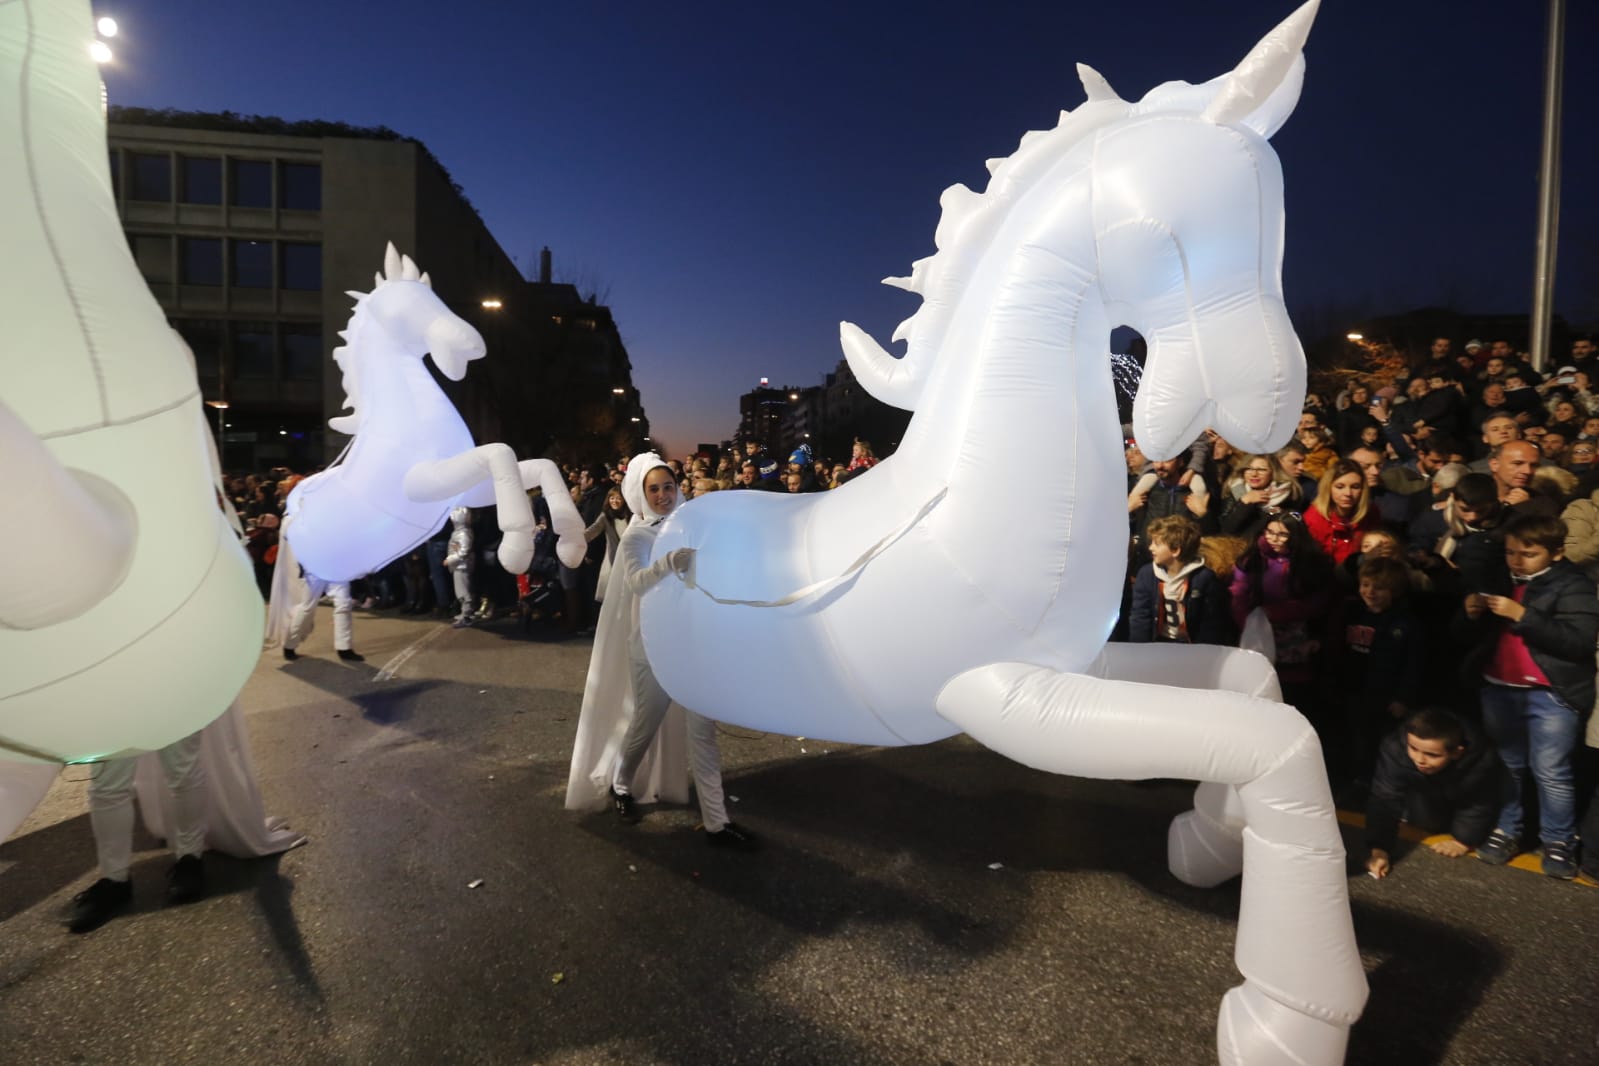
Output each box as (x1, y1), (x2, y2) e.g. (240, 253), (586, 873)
(1202, 0), (1316, 139)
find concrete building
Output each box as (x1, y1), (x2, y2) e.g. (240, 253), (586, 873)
(107, 110), (644, 472)
(736, 359), (910, 465)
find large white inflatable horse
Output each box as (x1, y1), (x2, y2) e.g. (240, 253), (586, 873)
(639, 3), (1366, 1063)
(274, 244), (587, 591)
(0, 0), (298, 857)
(0, 0), (261, 768)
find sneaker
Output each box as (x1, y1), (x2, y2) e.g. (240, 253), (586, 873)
(67, 877), (132, 933)
(1476, 828), (1519, 866)
(451, 617), (473, 628)
(337, 648), (365, 662)
(282, 647), (299, 661)
(706, 822), (760, 852)
(1542, 839), (1578, 880)
(166, 855), (205, 905)
(610, 787), (640, 824)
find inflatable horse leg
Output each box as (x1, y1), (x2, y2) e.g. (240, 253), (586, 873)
(1087, 645), (1281, 889)
(404, 446), (584, 574)
(0, 400), (136, 630)
(937, 661), (1366, 1066)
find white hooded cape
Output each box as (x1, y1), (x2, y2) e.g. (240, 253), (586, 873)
(564, 454), (691, 811)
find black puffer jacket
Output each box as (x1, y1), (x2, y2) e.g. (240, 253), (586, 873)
(1365, 719), (1509, 852)
(1453, 559), (1599, 712)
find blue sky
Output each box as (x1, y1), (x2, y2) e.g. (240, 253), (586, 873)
(98, 1), (1598, 456)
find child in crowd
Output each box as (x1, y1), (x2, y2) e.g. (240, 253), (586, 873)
(1459, 513), (1599, 879)
(1229, 514), (1336, 714)
(1364, 707), (1510, 879)
(1334, 557), (1424, 781)
(1127, 515), (1228, 645)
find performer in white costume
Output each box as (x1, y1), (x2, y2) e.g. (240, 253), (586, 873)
(282, 576), (361, 662)
(566, 454), (756, 850)
(70, 732), (205, 931)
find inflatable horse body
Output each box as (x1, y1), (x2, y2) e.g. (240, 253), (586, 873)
(0, 0), (261, 767)
(280, 245), (586, 588)
(643, 4), (1367, 1063)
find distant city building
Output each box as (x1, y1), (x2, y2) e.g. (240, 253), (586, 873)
(107, 109), (645, 471)
(734, 357), (910, 464)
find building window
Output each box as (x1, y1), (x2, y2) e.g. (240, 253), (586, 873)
(229, 159), (272, 208)
(180, 156), (222, 205)
(129, 234), (173, 286)
(280, 163), (321, 211)
(232, 322), (275, 379)
(231, 240), (273, 288)
(280, 243), (321, 291)
(282, 324), (324, 381)
(174, 319), (224, 378)
(127, 152), (171, 202)
(180, 237), (223, 286)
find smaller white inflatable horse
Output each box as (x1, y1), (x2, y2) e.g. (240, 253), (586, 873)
(279, 244), (586, 588)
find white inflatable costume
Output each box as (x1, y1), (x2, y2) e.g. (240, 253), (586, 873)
(606, 4), (1365, 1064)
(0, 0), (299, 860)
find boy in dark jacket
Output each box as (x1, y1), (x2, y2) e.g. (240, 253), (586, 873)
(1365, 707), (1510, 879)
(1128, 515), (1227, 645)
(1335, 557), (1425, 780)
(1458, 513), (1599, 879)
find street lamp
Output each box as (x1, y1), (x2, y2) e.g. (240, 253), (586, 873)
(206, 400), (230, 472)
(480, 298), (503, 310)
(612, 387), (626, 395)
(1346, 332), (1364, 341)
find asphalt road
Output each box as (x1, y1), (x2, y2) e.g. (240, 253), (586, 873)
(2, 607), (1596, 1066)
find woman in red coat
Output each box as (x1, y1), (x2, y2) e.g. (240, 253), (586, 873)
(1304, 459), (1379, 564)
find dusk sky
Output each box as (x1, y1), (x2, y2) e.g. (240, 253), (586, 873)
(99, 1), (1596, 457)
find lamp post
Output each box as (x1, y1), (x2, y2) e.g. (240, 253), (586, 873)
(206, 400), (230, 473)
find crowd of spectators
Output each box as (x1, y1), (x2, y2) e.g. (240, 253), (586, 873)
(1121, 334), (1599, 884)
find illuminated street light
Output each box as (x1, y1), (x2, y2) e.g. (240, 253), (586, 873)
(481, 298), (503, 310)
(97, 16), (118, 37)
(612, 387), (626, 395)
(1346, 332), (1364, 341)
(630, 417), (641, 423)
(204, 397), (230, 469)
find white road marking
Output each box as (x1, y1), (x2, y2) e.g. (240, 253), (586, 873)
(374, 624), (448, 681)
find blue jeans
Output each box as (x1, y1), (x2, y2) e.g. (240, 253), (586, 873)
(1479, 684), (1580, 844)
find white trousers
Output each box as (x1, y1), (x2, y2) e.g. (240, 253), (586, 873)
(285, 577), (353, 652)
(89, 731), (205, 881)
(612, 653), (729, 832)
(452, 570), (472, 620)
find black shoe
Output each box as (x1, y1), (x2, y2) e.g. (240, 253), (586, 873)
(166, 855), (205, 905)
(337, 648), (365, 662)
(67, 877), (132, 932)
(610, 788), (640, 824)
(706, 822), (760, 852)
(282, 647), (298, 661)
